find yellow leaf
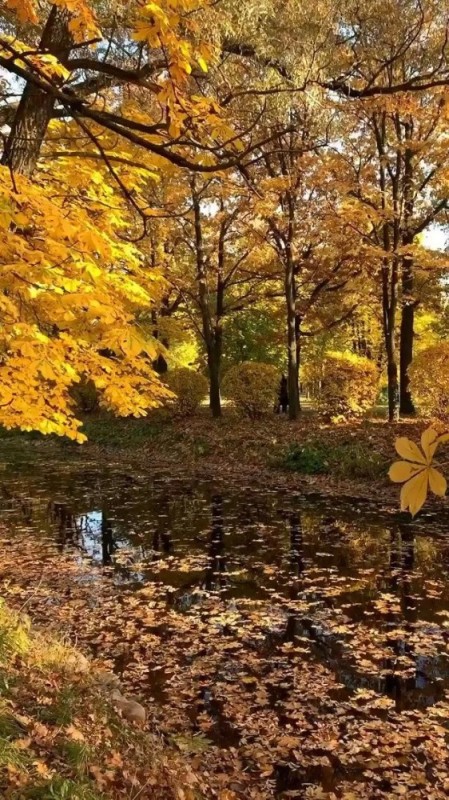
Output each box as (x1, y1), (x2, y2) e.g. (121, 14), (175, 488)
(421, 427), (439, 462)
(65, 724), (85, 742)
(5, 0), (38, 24)
(400, 470), (428, 516)
(428, 467), (447, 497)
(389, 461), (423, 483)
(197, 55), (208, 73)
(395, 437), (427, 464)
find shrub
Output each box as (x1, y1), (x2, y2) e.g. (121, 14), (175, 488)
(319, 352), (379, 419)
(282, 440), (386, 479)
(283, 442), (329, 474)
(409, 342), (449, 421)
(223, 361), (280, 418)
(164, 368), (208, 415)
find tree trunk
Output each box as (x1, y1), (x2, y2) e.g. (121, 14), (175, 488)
(400, 127), (416, 417)
(399, 257), (416, 416)
(399, 303), (415, 416)
(208, 279), (224, 419)
(295, 313), (301, 412)
(2, 7), (73, 176)
(191, 180), (222, 418)
(386, 332), (399, 422)
(381, 254), (399, 423)
(208, 348), (221, 418)
(285, 258), (300, 420)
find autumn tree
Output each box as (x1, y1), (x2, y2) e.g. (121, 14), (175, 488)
(144, 170), (275, 416)
(336, 96), (449, 419)
(245, 104), (366, 420)
(0, 0), (233, 438)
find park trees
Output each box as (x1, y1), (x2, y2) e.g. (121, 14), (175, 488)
(248, 114), (367, 419)
(144, 170), (275, 416)
(2, 0), (449, 437)
(330, 0), (449, 420)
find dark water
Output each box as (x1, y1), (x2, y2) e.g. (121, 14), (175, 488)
(1, 459), (449, 718)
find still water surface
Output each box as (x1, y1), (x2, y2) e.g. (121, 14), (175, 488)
(1, 462), (449, 703)
(1, 459), (449, 795)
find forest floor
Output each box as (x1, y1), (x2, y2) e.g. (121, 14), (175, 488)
(6, 409), (445, 518)
(0, 599), (195, 800)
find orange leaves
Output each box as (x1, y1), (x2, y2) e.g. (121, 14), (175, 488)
(389, 427), (448, 515)
(53, 0), (101, 42)
(4, 0), (100, 42)
(4, 0), (38, 23)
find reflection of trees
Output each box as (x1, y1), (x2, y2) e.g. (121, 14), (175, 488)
(49, 502), (120, 568)
(203, 495), (227, 592)
(101, 512), (116, 565)
(152, 495), (172, 558)
(289, 512), (304, 580)
(0, 485), (33, 522)
(49, 501), (79, 552)
(386, 525), (418, 621)
(285, 513), (304, 638)
(382, 524), (436, 708)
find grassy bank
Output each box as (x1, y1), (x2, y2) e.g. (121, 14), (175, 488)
(0, 599), (196, 800)
(0, 409), (443, 513)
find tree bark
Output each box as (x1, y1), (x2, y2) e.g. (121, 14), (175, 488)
(373, 112), (400, 423)
(191, 181), (222, 417)
(295, 312), (302, 412)
(208, 346), (221, 418)
(285, 255), (300, 420)
(399, 129), (416, 417)
(386, 330), (399, 423)
(382, 254), (399, 423)
(2, 7), (73, 176)
(399, 259), (416, 416)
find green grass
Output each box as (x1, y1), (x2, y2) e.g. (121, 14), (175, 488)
(79, 414), (169, 448)
(282, 439), (387, 480)
(20, 777), (105, 800)
(0, 411), (171, 452)
(37, 685), (78, 726)
(60, 741), (93, 776)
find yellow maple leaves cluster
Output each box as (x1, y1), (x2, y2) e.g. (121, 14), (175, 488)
(0, 0), (224, 440)
(5, 0), (99, 39)
(0, 148), (171, 441)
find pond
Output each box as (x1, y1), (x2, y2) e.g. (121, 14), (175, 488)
(1, 456), (449, 798)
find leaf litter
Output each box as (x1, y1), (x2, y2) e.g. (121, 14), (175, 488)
(1, 460), (449, 798)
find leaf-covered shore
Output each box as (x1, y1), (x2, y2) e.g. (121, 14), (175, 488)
(5, 412), (446, 516)
(0, 599), (196, 799)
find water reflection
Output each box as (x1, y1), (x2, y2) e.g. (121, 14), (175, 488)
(289, 512), (304, 581)
(152, 495), (173, 558)
(2, 465), (449, 713)
(203, 495), (228, 593)
(101, 512), (116, 565)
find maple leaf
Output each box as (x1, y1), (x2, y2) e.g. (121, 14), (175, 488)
(389, 427), (448, 516)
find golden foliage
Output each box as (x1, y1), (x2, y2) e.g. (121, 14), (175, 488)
(319, 352), (379, 420)
(409, 342), (449, 422)
(222, 362), (280, 419)
(0, 157), (170, 441)
(165, 368), (208, 415)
